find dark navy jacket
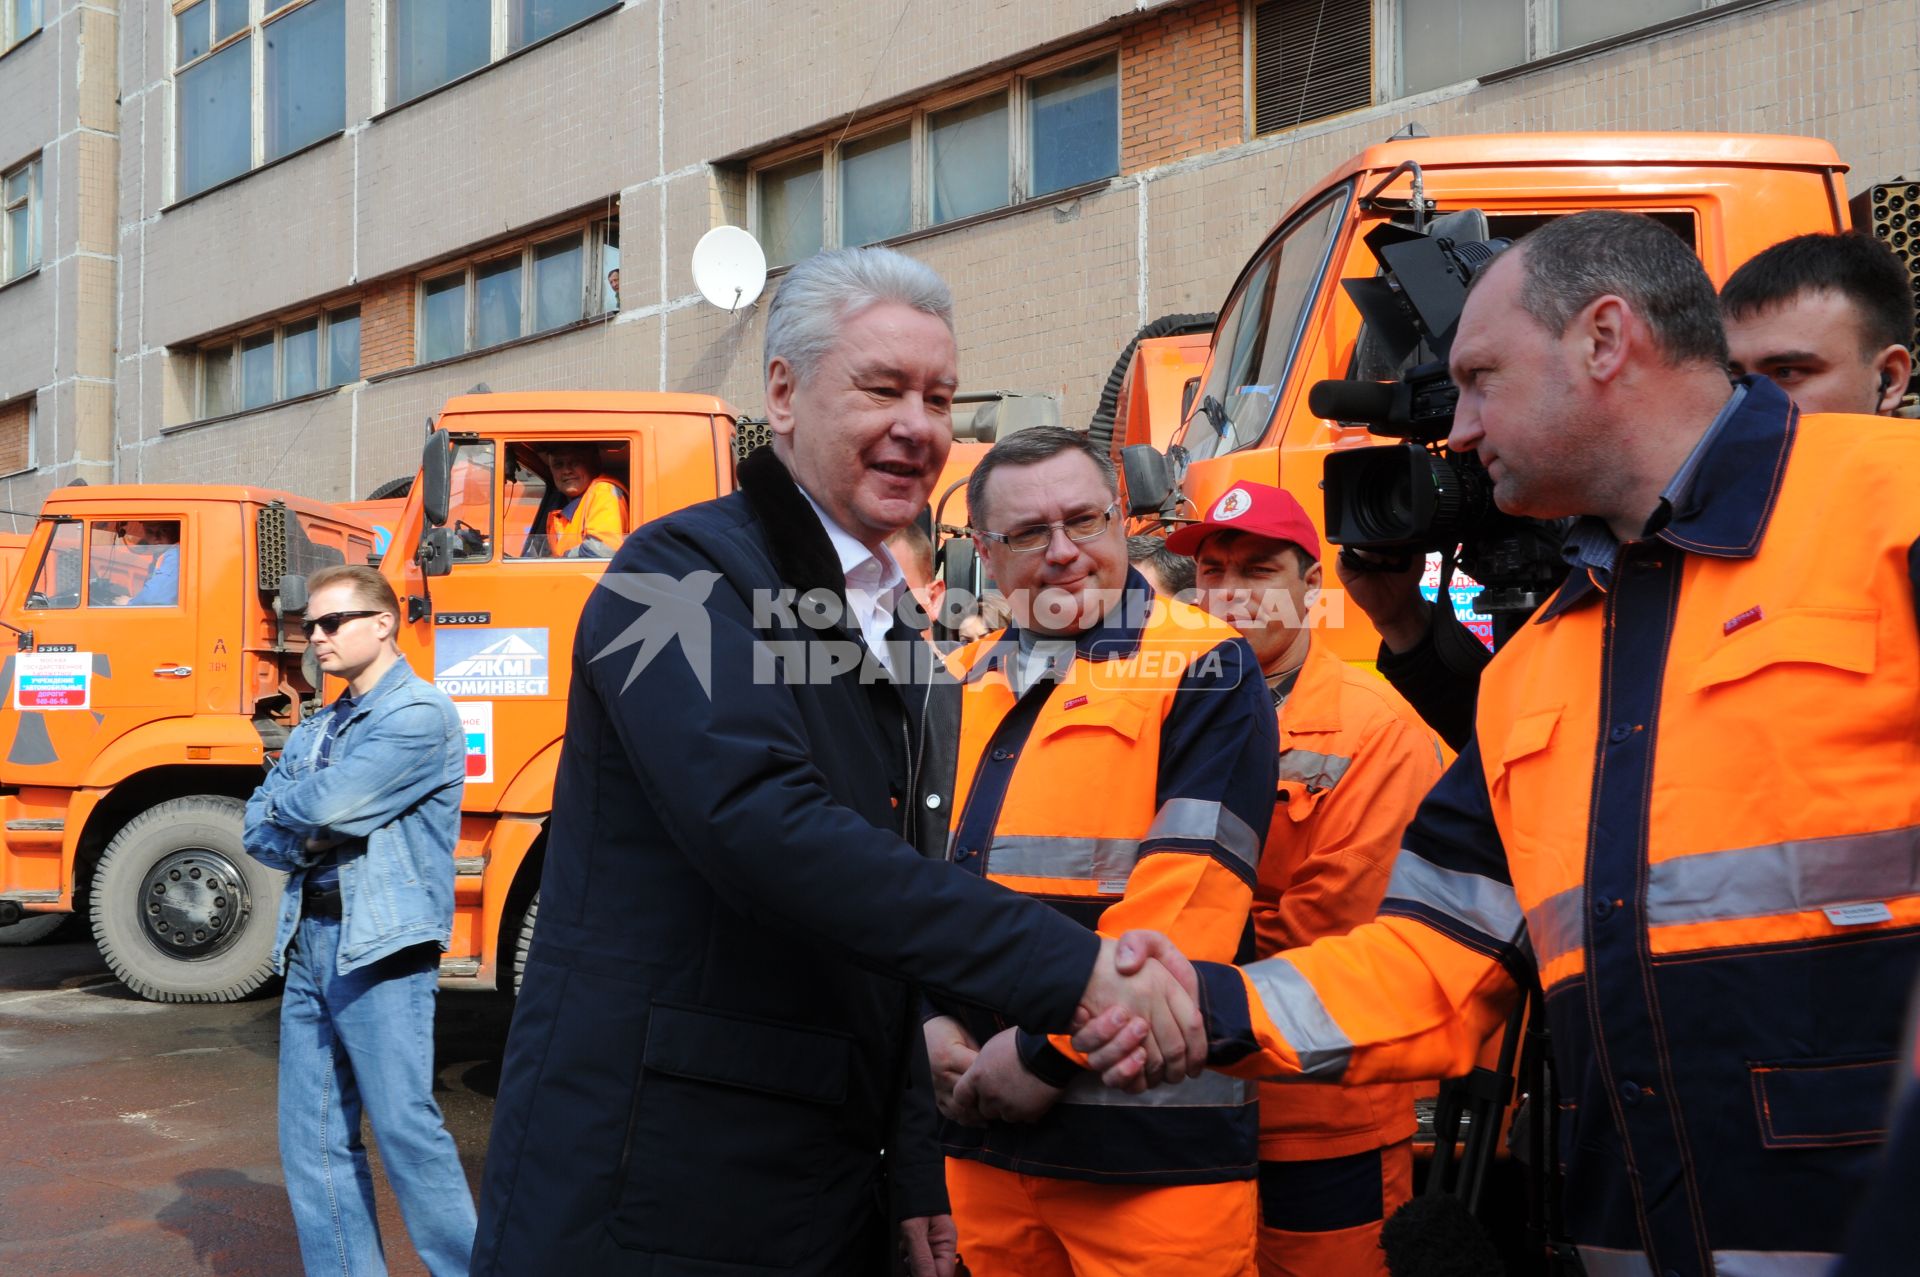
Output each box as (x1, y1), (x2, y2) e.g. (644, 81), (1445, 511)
(472, 448), (1099, 1276)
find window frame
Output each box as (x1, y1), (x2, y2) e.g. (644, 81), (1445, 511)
(1, 154), (41, 283)
(194, 303), (362, 420)
(749, 45), (1121, 266)
(3, 0), (41, 54)
(170, 0), (349, 202)
(413, 218), (617, 364)
(0, 395), (36, 479)
(383, 0), (623, 109)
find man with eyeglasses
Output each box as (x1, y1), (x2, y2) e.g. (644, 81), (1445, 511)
(243, 564), (476, 1277)
(923, 426), (1277, 1277)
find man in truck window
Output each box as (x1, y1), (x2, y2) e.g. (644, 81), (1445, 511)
(242, 564), (475, 1277)
(1342, 226), (1918, 748)
(1080, 211), (1920, 1277)
(473, 246), (1208, 1277)
(539, 442), (629, 558)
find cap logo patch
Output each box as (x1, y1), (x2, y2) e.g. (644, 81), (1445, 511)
(1213, 488), (1253, 521)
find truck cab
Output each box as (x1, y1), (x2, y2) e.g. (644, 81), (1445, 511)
(377, 391), (741, 990)
(0, 487), (374, 1000)
(1123, 132), (1850, 660)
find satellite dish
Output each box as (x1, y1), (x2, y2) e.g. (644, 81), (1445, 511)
(691, 226), (768, 313)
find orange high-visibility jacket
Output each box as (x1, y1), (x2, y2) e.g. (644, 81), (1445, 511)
(1256, 637), (1444, 1162)
(546, 475), (629, 556)
(1195, 380), (1920, 1276)
(933, 573), (1279, 1184)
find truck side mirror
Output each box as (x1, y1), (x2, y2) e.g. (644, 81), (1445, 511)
(1121, 445), (1173, 517)
(419, 526), (457, 578)
(420, 429), (452, 528)
(1180, 377), (1201, 421)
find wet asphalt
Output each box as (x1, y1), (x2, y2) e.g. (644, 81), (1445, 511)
(0, 925), (512, 1276)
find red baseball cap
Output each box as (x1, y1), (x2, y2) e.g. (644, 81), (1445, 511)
(1164, 481), (1320, 560)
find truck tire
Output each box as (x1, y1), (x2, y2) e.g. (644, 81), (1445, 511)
(0, 912), (67, 946)
(90, 796), (286, 1003)
(365, 476), (413, 501)
(511, 890), (539, 996)
(1085, 312), (1216, 453)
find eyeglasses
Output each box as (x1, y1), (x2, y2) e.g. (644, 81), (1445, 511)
(976, 502), (1119, 554)
(301, 610), (382, 637)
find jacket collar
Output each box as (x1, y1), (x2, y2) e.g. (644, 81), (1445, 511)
(737, 445), (852, 605)
(960, 569), (1159, 686)
(1538, 376), (1796, 622)
(334, 655), (416, 721)
(1276, 636), (1345, 735)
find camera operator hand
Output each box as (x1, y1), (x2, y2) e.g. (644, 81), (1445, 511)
(1335, 550), (1431, 655)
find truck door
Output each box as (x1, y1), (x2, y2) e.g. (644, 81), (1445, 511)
(417, 437), (634, 805)
(13, 516), (201, 782)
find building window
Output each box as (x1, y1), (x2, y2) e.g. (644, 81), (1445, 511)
(389, 0), (619, 106)
(1251, 0), (1372, 135)
(2, 155), (39, 282)
(1399, 0), (1525, 96)
(5, 0), (40, 51)
(196, 305), (361, 418)
(416, 220), (617, 363)
(0, 396), (34, 477)
(752, 53), (1120, 269)
(173, 0), (347, 200)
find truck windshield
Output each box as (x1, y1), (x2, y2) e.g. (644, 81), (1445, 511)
(1179, 184), (1350, 461)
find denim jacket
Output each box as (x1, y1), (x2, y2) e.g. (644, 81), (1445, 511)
(244, 659), (466, 976)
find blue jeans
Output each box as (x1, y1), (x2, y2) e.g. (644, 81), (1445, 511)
(279, 915), (476, 1276)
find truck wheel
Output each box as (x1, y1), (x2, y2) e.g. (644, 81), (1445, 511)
(511, 890), (539, 996)
(90, 796), (285, 1003)
(0, 912), (67, 946)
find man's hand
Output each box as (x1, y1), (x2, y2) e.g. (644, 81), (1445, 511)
(303, 832), (347, 854)
(1074, 931), (1210, 1089)
(952, 1029), (1064, 1125)
(923, 1016), (982, 1125)
(898, 1214), (958, 1277)
(1075, 934), (1205, 1089)
(1335, 550), (1431, 654)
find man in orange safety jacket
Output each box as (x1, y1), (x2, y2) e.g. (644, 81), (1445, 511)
(923, 426), (1278, 1277)
(541, 442), (628, 557)
(1077, 212), (1920, 1277)
(1171, 482), (1445, 1277)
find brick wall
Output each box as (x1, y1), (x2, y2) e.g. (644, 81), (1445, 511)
(0, 398), (31, 476)
(359, 277), (416, 378)
(1122, 0), (1243, 172)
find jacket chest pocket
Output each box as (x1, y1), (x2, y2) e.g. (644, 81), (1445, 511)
(1485, 704), (1569, 862)
(1031, 695), (1150, 773)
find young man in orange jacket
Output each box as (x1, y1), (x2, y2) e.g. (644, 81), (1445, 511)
(1171, 483), (1445, 1277)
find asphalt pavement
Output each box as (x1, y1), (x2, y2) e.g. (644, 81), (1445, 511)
(0, 925), (512, 1276)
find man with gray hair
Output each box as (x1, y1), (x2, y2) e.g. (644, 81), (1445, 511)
(473, 248), (1210, 1276)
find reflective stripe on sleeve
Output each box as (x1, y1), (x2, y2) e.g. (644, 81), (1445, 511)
(1143, 796), (1263, 873)
(1575, 1247), (1838, 1277)
(1382, 851), (1526, 950)
(1242, 956), (1354, 1081)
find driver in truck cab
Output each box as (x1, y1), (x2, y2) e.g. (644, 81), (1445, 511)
(541, 442), (629, 558)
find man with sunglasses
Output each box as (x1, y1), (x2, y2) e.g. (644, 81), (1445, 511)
(244, 564), (475, 1277)
(924, 426), (1277, 1277)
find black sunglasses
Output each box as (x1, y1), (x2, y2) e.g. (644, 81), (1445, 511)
(301, 610), (382, 637)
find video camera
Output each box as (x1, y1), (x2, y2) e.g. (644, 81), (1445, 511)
(1313, 214), (1569, 635)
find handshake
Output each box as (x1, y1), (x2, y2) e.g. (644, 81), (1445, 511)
(928, 932), (1209, 1127)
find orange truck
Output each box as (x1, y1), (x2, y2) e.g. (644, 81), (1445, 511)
(1111, 131), (1854, 659)
(0, 489), (376, 998)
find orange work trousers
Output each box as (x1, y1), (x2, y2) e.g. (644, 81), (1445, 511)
(1255, 1139), (1413, 1277)
(947, 1156), (1257, 1277)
